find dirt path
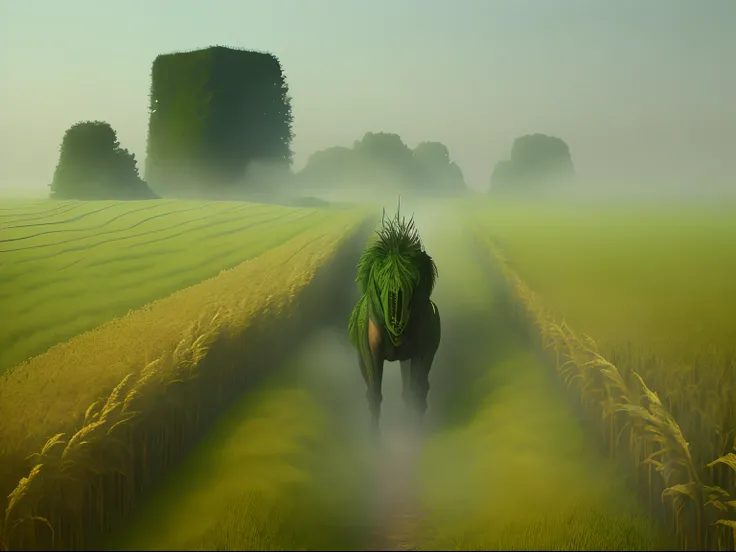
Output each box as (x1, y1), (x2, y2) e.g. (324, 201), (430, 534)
(108, 208), (673, 551)
(365, 428), (424, 551)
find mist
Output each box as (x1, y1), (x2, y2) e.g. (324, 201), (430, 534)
(2, 0), (735, 202)
(2, 1), (735, 548)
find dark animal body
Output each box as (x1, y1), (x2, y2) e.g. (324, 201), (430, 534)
(348, 202), (441, 436)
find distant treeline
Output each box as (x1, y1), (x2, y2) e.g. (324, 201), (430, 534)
(48, 45), (574, 201)
(297, 132), (467, 198)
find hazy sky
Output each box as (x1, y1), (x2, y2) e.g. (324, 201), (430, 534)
(1, 0), (734, 197)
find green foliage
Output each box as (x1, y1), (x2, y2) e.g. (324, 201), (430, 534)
(414, 141), (466, 193)
(353, 132), (417, 179)
(145, 46), (294, 198)
(298, 133), (466, 197)
(350, 204), (437, 353)
(489, 160), (515, 193)
(490, 133), (575, 194)
(49, 121), (157, 200)
(145, 48), (214, 197)
(355, 208), (437, 300)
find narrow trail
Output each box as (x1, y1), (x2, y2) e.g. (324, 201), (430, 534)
(109, 209), (673, 551)
(366, 428), (424, 551)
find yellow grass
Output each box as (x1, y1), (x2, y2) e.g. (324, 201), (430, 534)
(472, 226), (736, 551)
(0, 208), (369, 550)
(408, 217), (671, 550)
(469, 202), (736, 472)
(109, 333), (375, 551)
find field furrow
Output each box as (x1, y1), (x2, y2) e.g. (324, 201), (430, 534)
(0, 200), (341, 373)
(0, 201), (241, 253)
(1, 206), (304, 294)
(0, 199), (180, 236)
(0, 200), (80, 220)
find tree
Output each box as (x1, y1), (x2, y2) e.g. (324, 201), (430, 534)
(50, 121), (157, 200)
(145, 46), (294, 198)
(298, 146), (356, 190)
(489, 159), (516, 193)
(297, 133), (467, 197)
(414, 141), (466, 193)
(489, 133), (575, 194)
(352, 132), (420, 191)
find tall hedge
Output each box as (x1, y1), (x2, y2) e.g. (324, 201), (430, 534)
(144, 46), (294, 198)
(50, 121), (157, 200)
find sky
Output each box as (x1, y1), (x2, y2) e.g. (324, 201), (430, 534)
(1, 0), (734, 197)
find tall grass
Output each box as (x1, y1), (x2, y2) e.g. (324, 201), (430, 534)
(110, 332), (376, 551)
(411, 224), (670, 551)
(473, 226), (736, 551)
(0, 211), (371, 550)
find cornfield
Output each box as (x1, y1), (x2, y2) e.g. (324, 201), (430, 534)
(473, 228), (736, 551)
(0, 214), (371, 551)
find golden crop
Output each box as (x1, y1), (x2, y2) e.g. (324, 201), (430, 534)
(0, 210), (369, 550)
(473, 228), (736, 551)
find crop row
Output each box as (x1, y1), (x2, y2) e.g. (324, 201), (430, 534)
(473, 228), (736, 551)
(0, 203), (325, 373)
(0, 200), (80, 221)
(0, 201), (248, 253)
(0, 211), (370, 550)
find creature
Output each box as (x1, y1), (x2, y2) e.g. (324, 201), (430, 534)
(348, 199), (441, 437)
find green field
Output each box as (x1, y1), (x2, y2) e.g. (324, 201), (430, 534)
(0, 198), (343, 373)
(471, 201), (736, 361)
(3, 198), (728, 550)
(471, 199), (736, 550)
(107, 210), (672, 551)
(472, 201), (736, 439)
(415, 217), (670, 550)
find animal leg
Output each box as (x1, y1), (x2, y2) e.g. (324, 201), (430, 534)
(358, 351), (384, 438)
(367, 360), (384, 438)
(410, 355), (433, 429)
(411, 302), (441, 430)
(367, 319), (386, 438)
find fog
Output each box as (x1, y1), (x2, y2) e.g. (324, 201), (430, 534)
(2, 0), (735, 201)
(3, 4), (734, 548)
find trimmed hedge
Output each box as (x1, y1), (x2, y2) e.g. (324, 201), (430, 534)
(145, 46), (294, 198)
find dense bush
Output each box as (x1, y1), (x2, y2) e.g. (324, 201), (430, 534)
(50, 121), (157, 200)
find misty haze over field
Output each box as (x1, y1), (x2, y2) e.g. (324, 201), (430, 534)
(1, 0), (734, 199)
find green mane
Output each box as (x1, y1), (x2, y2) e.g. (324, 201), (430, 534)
(348, 202), (438, 383)
(356, 207), (437, 302)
